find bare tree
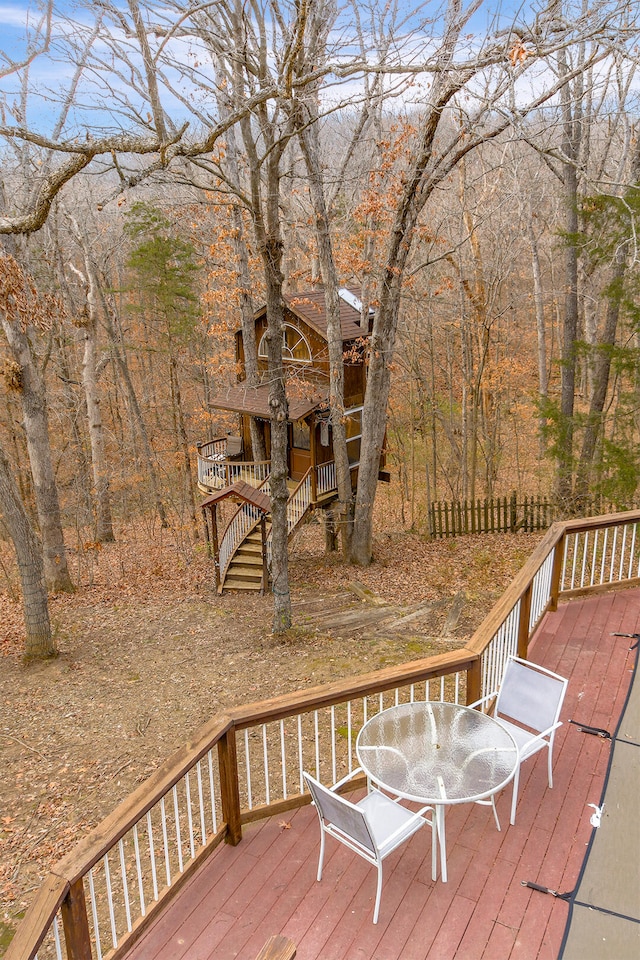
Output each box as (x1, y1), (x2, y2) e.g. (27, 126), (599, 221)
(0, 255), (74, 591)
(348, 0), (633, 562)
(0, 441), (54, 658)
(65, 214), (116, 542)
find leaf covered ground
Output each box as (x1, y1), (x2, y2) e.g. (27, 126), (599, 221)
(0, 504), (542, 953)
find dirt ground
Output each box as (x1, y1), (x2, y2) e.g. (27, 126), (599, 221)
(0, 508), (542, 953)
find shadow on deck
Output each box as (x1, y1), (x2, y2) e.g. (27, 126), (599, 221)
(124, 589), (640, 960)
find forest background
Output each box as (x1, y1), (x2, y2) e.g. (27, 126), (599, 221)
(1, 0), (640, 949)
(1, 0), (639, 648)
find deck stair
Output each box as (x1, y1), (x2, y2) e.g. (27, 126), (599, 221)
(222, 525), (270, 592)
(216, 469), (316, 595)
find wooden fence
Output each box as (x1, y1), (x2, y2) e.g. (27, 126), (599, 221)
(427, 492), (629, 538)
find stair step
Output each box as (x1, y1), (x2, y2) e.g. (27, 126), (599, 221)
(233, 554), (263, 566)
(228, 564), (263, 578)
(223, 578), (262, 591)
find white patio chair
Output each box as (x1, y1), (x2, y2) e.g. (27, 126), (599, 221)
(471, 656), (568, 825)
(303, 769), (436, 923)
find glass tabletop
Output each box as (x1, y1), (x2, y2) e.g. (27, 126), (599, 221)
(356, 701), (518, 805)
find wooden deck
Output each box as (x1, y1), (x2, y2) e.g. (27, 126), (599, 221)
(125, 588), (640, 960)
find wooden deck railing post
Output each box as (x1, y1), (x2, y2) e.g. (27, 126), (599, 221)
(517, 583), (533, 660)
(466, 658), (482, 706)
(61, 878), (92, 960)
(218, 727), (242, 845)
(549, 531), (565, 611)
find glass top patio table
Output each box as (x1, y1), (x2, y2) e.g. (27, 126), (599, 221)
(356, 700), (519, 881)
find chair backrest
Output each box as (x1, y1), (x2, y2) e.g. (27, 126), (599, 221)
(496, 657), (568, 733)
(303, 773), (376, 855)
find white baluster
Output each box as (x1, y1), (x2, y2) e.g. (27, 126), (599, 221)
(173, 785), (183, 873)
(88, 868), (103, 960)
(133, 823), (146, 917)
(146, 810), (159, 901)
(103, 852), (118, 947)
(185, 772), (195, 860)
(118, 838), (132, 932)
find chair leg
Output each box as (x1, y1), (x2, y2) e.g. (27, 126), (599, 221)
(510, 766), (520, 826)
(317, 829), (326, 881)
(436, 805), (447, 882)
(431, 816), (438, 882)
(373, 863), (383, 924)
(547, 745), (554, 788)
(491, 795), (501, 832)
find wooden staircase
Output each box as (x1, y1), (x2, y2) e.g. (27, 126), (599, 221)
(220, 524), (270, 593)
(217, 469), (315, 594)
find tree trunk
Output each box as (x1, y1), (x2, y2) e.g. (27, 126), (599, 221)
(351, 272), (405, 564)
(171, 351), (198, 532)
(574, 252), (625, 504)
(70, 236), (116, 542)
(0, 441), (54, 659)
(262, 237), (291, 632)
(297, 114), (353, 555)
(0, 266), (74, 592)
(526, 209), (549, 458)
(98, 282), (169, 527)
(213, 58), (267, 463)
(232, 202), (267, 461)
(556, 47), (583, 511)
(237, 93), (292, 630)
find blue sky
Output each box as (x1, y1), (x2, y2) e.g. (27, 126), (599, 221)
(1, 1), (637, 141)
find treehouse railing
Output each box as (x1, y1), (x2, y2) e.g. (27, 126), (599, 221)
(197, 438), (271, 491)
(315, 460), (336, 498)
(218, 470), (313, 587)
(9, 510), (640, 960)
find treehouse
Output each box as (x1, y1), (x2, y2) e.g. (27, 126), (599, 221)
(196, 287), (386, 593)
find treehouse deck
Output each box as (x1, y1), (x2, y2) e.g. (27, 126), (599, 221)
(123, 588), (640, 960)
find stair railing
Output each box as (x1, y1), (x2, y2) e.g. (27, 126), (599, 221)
(218, 479), (271, 586)
(265, 470), (313, 567)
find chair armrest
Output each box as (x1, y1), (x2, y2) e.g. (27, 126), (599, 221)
(330, 767), (364, 792)
(518, 720), (563, 755)
(468, 692), (497, 710)
(376, 803), (434, 851)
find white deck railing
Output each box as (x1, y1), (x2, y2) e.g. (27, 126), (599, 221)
(560, 519), (640, 592)
(316, 460), (336, 497)
(197, 438), (270, 491)
(235, 673), (466, 812)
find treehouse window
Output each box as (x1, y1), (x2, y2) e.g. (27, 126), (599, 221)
(258, 323), (312, 363)
(345, 406), (363, 464)
(291, 421), (311, 450)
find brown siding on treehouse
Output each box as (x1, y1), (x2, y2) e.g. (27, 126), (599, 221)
(344, 358), (365, 406)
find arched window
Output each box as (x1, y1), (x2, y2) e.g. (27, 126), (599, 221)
(258, 323), (312, 363)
